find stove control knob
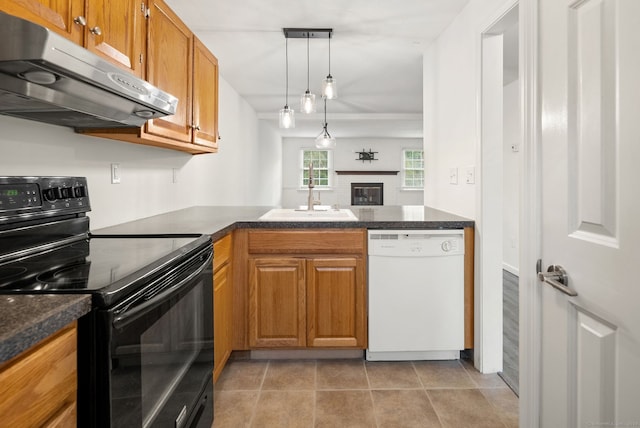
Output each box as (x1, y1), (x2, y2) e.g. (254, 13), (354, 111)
(60, 187), (73, 199)
(73, 186), (86, 198)
(43, 188), (60, 202)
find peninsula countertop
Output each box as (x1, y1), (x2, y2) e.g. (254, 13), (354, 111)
(94, 205), (474, 241)
(0, 294), (91, 363)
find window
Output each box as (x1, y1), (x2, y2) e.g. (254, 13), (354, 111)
(403, 149), (424, 188)
(301, 150), (331, 187)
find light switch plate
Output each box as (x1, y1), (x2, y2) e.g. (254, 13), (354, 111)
(111, 163), (121, 184)
(465, 166), (475, 184)
(449, 168), (458, 184)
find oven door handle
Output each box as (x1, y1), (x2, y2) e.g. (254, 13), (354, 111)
(112, 250), (212, 329)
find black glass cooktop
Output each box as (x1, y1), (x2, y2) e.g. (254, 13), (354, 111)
(0, 235), (207, 306)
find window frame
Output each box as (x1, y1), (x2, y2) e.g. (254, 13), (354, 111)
(299, 149), (332, 189)
(402, 148), (425, 189)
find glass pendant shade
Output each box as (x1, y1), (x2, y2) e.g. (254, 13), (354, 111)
(279, 105), (295, 128)
(300, 91), (316, 114)
(322, 75), (337, 99)
(315, 130), (336, 149)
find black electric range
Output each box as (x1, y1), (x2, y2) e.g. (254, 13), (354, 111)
(0, 176), (214, 428)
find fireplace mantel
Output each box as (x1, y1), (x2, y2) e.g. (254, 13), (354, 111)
(335, 170), (399, 175)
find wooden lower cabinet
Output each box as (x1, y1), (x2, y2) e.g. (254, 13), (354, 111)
(306, 257), (366, 348)
(247, 253), (366, 349)
(213, 234), (233, 382)
(248, 258), (306, 348)
(0, 321), (78, 427)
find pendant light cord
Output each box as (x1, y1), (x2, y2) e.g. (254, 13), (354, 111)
(285, 37), (289, 106)
(306, 33), (310, 91)
(328, 34), (332, 77)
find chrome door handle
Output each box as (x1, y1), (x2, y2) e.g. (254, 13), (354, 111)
(537, 263), (578, 296)
(90, 26), (102, 36)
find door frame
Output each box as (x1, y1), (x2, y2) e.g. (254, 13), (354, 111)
(474, 0), (518, 374)
(476, 0), (540, 426)
(518, 0), (541, 426)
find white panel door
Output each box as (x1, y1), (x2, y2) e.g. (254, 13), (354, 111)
(539, 0), (640, 426)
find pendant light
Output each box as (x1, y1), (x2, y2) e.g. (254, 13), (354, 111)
(315, 97), (336, 149)
(321, 33), (337, 99)
(300, 33), (316, 114)
(279, 36), (294, 128)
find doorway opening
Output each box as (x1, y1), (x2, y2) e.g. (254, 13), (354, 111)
(479, 2), (520, 394)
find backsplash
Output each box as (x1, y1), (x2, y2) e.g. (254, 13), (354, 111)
(0, 77), (281, 230)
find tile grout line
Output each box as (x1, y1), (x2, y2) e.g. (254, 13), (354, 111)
(363, 360), (381, 428)
(312, 360), (317, 428)
(456, 359), (478, 387)
(412, 361), (446, 428)
(478, 388), (515, 428)
(246, 360), (270, 427)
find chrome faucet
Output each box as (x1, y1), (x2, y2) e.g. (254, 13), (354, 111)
(307, 162), (319, 210)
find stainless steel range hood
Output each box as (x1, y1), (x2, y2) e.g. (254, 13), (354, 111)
(0, 11), (178, 130)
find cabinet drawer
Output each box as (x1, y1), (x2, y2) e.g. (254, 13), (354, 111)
(213, 233), (232, 271)
(248, 229), (366, 254)
(0, 322), (77, 428)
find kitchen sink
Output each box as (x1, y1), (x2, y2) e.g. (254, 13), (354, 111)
(258, 208), (358, 222)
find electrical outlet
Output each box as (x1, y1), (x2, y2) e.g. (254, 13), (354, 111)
(111, 163), (121, 184)
(465, 166), (475, 184)
(449, 168), (458, 184)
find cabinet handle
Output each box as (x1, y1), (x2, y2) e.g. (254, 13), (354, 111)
(90, 26), (102, 36)
(73, 16), (87, 26)
(192, 124), (201, 131)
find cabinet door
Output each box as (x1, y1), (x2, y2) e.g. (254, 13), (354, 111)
(248, 258), (306, 348)
(0, 322), (77, 427)
(145, 0), (193, 143)
(192, 37), (219, 149)
(213, 263), (231, 382)
(306, 258), (367, 348)
(85, 0), (145, 77)
(0, 0), (85, 45)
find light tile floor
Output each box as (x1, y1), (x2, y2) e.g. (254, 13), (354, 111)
(213, 357), (518, 428)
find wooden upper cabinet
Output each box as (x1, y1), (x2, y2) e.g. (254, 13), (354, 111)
(84, 0), (146, 77)
(145, 0), (193, 143)
(0, 0), (146, 77)
(192, 37), (219, 149)
(144, 0), (219, 150)
(0, 0), (85, 45)
(6, 0), (221, 155)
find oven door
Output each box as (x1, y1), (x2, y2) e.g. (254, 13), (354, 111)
(87, 246), (213, 428)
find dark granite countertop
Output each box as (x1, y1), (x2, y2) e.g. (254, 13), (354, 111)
(94, 205), (474, 241)
(0, 294), (91, 363)
(1, 206), (471, 365)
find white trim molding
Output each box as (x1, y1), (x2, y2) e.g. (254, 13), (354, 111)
(518, 0), (541, 426)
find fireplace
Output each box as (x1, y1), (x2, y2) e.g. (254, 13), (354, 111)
(351, 183), (383, 206)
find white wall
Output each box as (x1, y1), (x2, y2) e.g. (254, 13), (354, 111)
(503, 79), (521, 274)
(0, 77), (280, 230)
(281, 137), (424, 208)
(423, 0), (512, 220)
(423, 0), (519, 374)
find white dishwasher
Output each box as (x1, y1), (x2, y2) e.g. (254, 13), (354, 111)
(366, 229), (465, 361)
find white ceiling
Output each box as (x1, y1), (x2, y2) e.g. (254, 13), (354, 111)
(165, 0), (472, 139)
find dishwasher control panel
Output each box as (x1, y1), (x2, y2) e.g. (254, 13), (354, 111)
(368, 230), (465, 257)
